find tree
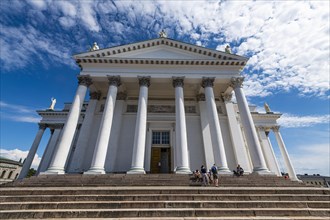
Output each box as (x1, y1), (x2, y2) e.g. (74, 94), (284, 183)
(26, 168), (36, 178)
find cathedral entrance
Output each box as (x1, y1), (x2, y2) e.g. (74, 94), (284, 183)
(150, 131), (171, 173)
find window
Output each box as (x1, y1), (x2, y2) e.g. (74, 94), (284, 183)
(8, 171), (13, 179)
(1, 170), (6, 178)
(152, 131), (170, 145)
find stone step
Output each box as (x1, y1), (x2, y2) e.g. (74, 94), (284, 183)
(1, 194), (329, 203)
(1, 208), (329, 219)
(2, 174), (308, 188)
(17, 217), (329, 220)
(0, 186), (328, 196)
(1, 176), (327, 219)
(1, 200), (329, 210)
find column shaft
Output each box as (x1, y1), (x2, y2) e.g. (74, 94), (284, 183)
(231, 77), (269, 173)
(173, 77), (191, 174)
(223, 95), (252, 173)
(258, 127), (281, 176)
(203, 78), (230, 172)
(85, 76), (120, 174)
(37, 126), (62, 174)
(273, 127), (299, 181)
(127, 77), (150, 174)
(18, 124), (46, 179)
(69, 92), (99, 172)
(45, 76), (91, 174)
(198, 94), (214, 170)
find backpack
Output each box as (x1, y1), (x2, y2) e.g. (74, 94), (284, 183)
(211, 166), (217, 174)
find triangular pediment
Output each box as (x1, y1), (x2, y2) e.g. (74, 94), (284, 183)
(74, 38), (248, 62)
(105, 46), (218, 60)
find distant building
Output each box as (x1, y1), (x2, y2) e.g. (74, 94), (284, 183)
(297, 174), (330, 188)
(0, 157), (23, 184)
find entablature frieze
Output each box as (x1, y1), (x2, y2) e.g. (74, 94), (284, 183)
(76, 58), (247, 67)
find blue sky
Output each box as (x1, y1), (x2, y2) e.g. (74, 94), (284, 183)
(0, 0), (329, 176)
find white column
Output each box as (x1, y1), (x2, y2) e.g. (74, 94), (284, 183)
(105, 92), (126, 173)
(172, 77), (191, 174)
(127, 76), (150, 174)
(230, 77), (269, 173)
(85, 76), (121, 174)
(198, 94), (214, 170)
(258, 127), (281, 176)
(44, 75), (92, 174)
(273, 126), (299, 181)
(68, 91), (100, 173)
(202, 77), (230, 172)
(223, 93), (252, 173)
(37, 124), (63, 174)
(18, 124), (46, 179)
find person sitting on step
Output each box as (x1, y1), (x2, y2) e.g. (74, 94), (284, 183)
(233, 164), (244, 177)
(193, 169), (202, 182)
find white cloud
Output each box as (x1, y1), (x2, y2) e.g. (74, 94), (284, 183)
(1, 0), (329, 98)
(27, 0), (47, 10)
(0, 148), (41, 169)
(79, 2), (101, 32)
(0, 101), (41, 123)
(289, 143), (330, 176)
(278, 114), (330, 128)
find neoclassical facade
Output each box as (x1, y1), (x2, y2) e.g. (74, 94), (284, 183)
(19, 36), (299, 181)
(0, 157), (23, 184)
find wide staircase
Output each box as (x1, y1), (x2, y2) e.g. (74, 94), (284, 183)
(0, 174), (329, 219)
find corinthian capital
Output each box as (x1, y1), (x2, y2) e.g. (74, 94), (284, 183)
(38, 123), (47, 130)
(107, 75), (121, 87)
(90, 91), (101, 100)
(138, 76), (151, 87)
(116, 92), (127, 100)
(222, 93), (233, 102)
(229, 77), (244, 89)
(172, 77), (184, 88)
(77, 75), (93, 87)
(272, 126), (280, 132)
(201, 77), (215, 88)
(196, 93), (205, 101)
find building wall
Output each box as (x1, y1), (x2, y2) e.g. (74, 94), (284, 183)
(0, 159), (22, 184)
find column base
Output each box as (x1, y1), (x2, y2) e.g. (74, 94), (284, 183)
(252, 167), (274, 175)
(175, 167), (192, 174)
(218, 167), (231, 174)
(289, 177), (302, 182)
(84, 167), (106, 174)
(40, 167), (65, 175)
(127, 167), (146, 174)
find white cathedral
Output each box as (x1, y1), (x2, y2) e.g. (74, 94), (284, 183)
(19, 33), (299, 181)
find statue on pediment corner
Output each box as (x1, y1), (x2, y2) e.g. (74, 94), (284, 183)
(225, 45), (231, 54)
(159, 29), (167, 38)
(264, 102), (273, 114)
(89, 42), (100, 51)
(48, 97), (56, 111)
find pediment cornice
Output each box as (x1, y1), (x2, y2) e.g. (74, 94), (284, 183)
(75, 57), (247, 67)
(74, 38), (248, 65)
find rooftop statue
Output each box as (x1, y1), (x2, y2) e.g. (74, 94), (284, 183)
(48, 97), (56, 111)
(90, 42), (100, 51)
(225, 45), (231, 54)
(264, 102), (272, 113)
(159, 29), (167, 38)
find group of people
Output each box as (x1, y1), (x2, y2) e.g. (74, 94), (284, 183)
(193, 164), (244, 186)
(193, 164), (219, 187)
